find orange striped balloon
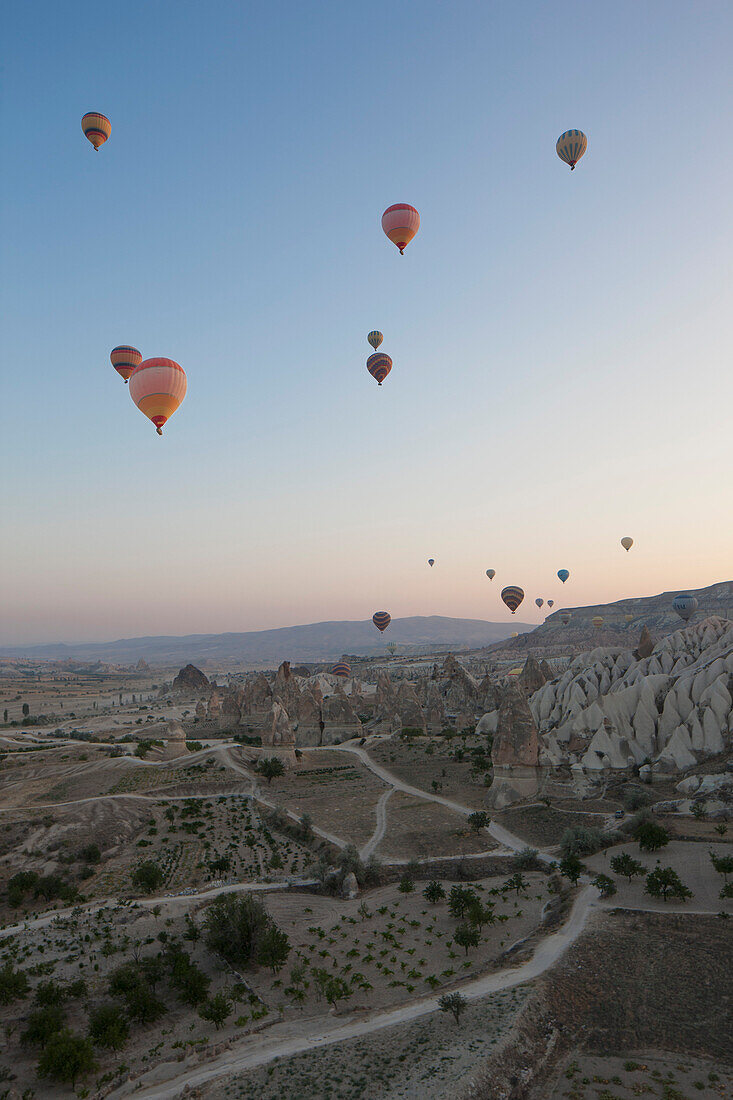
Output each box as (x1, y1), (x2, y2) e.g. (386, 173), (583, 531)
(381, 204), (420, 254)
(81, 112), (111, 150)
(331, 662), (351, 678)
(501, 586), (525, 614)
(367, 353), (392, 386)
(110, 345), (142, 383)
(128, 358), (187, 435)
(372, 611), (391, 633)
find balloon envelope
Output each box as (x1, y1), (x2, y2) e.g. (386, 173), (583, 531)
(367, 331), (383, 351)
(331, 662), (351, 678)
(110, 345), (142, 382)
(82, 112), (111, 150)
(624, 613), (634, 623)
(535, 598), (544, 609)
(592, 615), (604, 628)
(621, 537), (634, 552)
(557, 569), (570, 583)
(427, 559), (435, 567)
(129, 357), (187, 435)
(672, 594), (698, 622)
(556, 129), (587, 169)
(381, 204), (420, 254)
(547, 600), (554, 608)
(486, 569), (495, 580)
(501, 586), (524, 614)
(366, 353), (392, 386)
(372, 611), (391, 633)
(561, 611), (572, 625)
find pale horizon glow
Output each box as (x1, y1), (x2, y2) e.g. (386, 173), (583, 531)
(2, 1), (733, 646)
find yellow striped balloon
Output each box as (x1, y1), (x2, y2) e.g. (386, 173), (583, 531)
(621, 536), (634, 552)
(556, 129), (587, 170)
(128, 358), (187, 435)
(367, 331), (383, 351)
(501, 586), (524, 614)
(110, 345), (142, 383)
(592, 615), (604, 629)
(81, 112), (111, 150)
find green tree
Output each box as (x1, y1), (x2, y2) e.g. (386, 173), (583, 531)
(636, 821), (669, 853)
(257, 925), (291, 974)
(0, 961), (29, 1005)
(720, 882), (733, 900)
(323, 975), (351, 1009)
(21, 1005), (65, 1047)
(592, 873), (617, 898)
(502, 872), (528, 896)
(438, 991), (467, 1025)
(610, 852), (645, 882)
(709, 852), (733, 881)
(124, 983), (167, 1024)
(448, 885), (478, 919)
(169, 951), (210, 1006)
(34, 980), (67, 1006)
(256, 757), (285, 784)
(88, 1004), (129, 1050)
(645, 866), (692, 903)
(22, 703), (30, 717)
(559, 825), (603, 858)
(454, 923), (480, 956)
(131, 860), (164, 894)
(467, 899), (495, 932)
(559, 853), (583, 885)
(199, 991), (232, 1030)
(467, 811), (489, 834)
(204, 893), (270, 967)
(423, 880), (446, 905)
(398, 874), (414, 894)
(37, 1030), (96, 1089)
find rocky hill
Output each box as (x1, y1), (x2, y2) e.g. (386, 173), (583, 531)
(0, 616), (532, 667)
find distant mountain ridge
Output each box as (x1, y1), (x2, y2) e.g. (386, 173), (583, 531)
(0, 615), (533, 666)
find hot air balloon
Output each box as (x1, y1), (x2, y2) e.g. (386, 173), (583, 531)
(535, 598), (544, 609)
(621, 537), (634, 552)
(367, 331), (383, 351)
(486, 569), (496, 580)
(672, 594), (698, 623)
(381, 204), (420, 255)
(511, 632), (518, 638)
(372, 611), (391, 633)
(427, 558), (435, 567)
(110, 345), (142, 383)
(81, 112), (111, 150)
(556, 130), (587, 170)
(128, 357), (187, 435)
(501, 586), (524, 614)
(624, 613), (634, 623)
(557, 569), (569, 584)
(331, 662), (351, 678)
(592, 615), (604, 629)
(366, 353), (392, 386)
(561, 611), (572, 625)
(548, 600), (554, 608)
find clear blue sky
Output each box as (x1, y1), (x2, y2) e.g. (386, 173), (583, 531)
(2, 0), (732, 644)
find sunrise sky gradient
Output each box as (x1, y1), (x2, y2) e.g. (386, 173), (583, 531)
(2, 0), (733, 644)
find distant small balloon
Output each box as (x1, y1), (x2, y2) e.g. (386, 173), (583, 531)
(556, 130), (587, 170)
(81, 112), (111, 150)
(110, 345), (142, 383)
(672, 594), (698, 623)
(621, 537), (634, 552)
(535, 598), (544, 609)
(367, 353), (392, 386)
(501, 586), (524, 615)
(486, 569), (496, 580)
(367, 331), (383, 351)
(511, 632), (518, 638)
(624, 613), (634, 623)
(331, 662), (351, 678)
(557, 569), (570, 584)
(372, 611), (391, 633)
(427, 558), (435, 567)
(592, 615), (604, 629)
(381, 204), (420, 254)
(547, 600), (554, 608)
(561, 611), (572, 625)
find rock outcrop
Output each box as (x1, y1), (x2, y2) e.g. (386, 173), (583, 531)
(492, 685), (540, 767)
(171, 664), (210, 694)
